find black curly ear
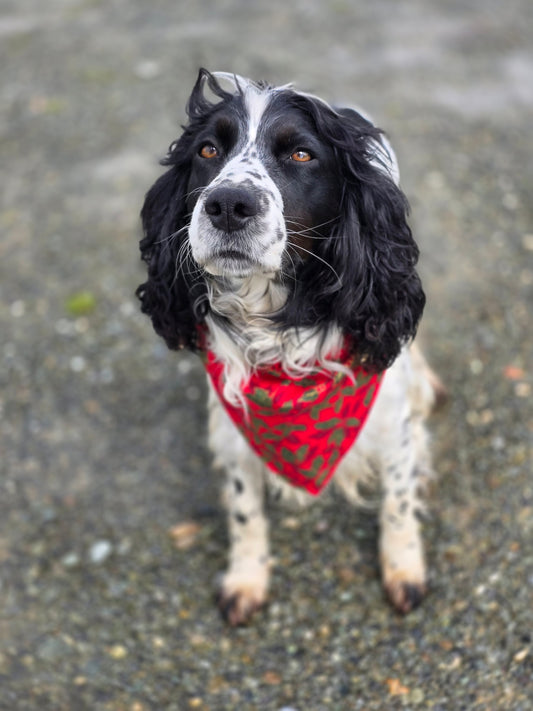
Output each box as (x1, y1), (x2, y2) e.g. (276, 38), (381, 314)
(136, 69), (230, 351)
(278, 101), (425, 371)
(136, 163), (206, 351)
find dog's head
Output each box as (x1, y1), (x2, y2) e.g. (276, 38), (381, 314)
(137, 69), (425, 370)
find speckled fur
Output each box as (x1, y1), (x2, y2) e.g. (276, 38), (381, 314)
(137, 70), (444, 625)
(209, 340), (439, 621)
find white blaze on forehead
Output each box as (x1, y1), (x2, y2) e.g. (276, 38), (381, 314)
(243, 88), (272, 143)
(211, 71), (276, 145)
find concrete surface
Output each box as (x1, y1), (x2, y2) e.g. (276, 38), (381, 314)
(1, 0), (532, 709)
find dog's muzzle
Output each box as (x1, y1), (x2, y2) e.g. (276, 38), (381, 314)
(204, 185), (260, 234)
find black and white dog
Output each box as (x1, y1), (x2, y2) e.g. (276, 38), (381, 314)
(137, 69), (444, 625)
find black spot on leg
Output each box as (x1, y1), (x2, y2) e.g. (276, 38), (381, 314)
(399, 417), (411, 448)
(387, 464), (401, 480)
(235, 513), (248, 525)
(399, 500), (409, 515)
(233, 478), (244, 494)
(272, 487), (283, 503)
(414, 507), (427, 523)
(387, 513), (405, 529)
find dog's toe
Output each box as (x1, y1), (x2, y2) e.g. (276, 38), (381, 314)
(385, 577), (427, 615)
(216, 588), (266, 626)
(216, 569), (268, 626)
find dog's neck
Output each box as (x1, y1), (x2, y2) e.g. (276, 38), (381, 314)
(207, 273), (287, 329)
(204, 274), (345, 407)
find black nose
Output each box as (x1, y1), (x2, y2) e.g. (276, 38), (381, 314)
(204, 186), (259, 233)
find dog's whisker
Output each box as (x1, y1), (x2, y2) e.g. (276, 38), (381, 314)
(170, 236), (204, 288)
(184, 185), (208, 202)
(284, 215), (340, 237)
(286, 240), (342, 287)
(153, 224), (189, 247)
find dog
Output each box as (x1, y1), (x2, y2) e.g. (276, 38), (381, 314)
(137, 69), (444, 625)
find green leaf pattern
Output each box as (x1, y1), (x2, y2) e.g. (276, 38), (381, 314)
(206, 347), (384, 495)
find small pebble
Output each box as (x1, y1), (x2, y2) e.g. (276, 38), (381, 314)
(61, 552), (80, 568)
(502, 193), (519, 210)
(513, 647), (529, 663)
(411, 687), (425, 704)
(108, 644), (128, 660)
(119, 301), (136, 316)
(70, 356), (87, 373)
(522, 234), (533, 251)
(177, 358), (194, 375)
(469, 358), (483, 375)
(515, 382), (531, 398)
(169, 521), (201, 550)
(10, 300), (25, 318)
(89, 540), (113, 564)
(185, 385), (201, 401)
(281, 516), (300, 530)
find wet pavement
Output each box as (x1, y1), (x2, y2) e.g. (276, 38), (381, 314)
(1, 0), (532, 708)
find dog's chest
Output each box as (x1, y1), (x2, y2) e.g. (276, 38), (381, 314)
(204, 347), (383, 495)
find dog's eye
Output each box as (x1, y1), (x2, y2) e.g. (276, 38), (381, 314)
(199, 144), (219, 159)
(290, 149), (313, 163)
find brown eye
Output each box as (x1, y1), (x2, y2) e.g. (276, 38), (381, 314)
(290, 149), (312, 163)
(199, 144), (218, 159)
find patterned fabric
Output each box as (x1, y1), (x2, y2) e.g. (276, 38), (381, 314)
(204, 344), (384, 495)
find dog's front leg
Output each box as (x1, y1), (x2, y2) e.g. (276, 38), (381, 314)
(378, 406), (428, 614)
(217, 458), (269, 625)
(208, 387), (270, 625)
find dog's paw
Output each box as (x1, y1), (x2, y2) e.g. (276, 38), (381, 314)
(383, 573), (427, 614)
(380, 537), (427, 614)
(216, 568), (268, 626)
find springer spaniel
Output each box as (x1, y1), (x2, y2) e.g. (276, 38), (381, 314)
(137, 69), (444, 625)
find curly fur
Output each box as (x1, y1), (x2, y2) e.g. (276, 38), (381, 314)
(137, 69), (443, 625)
(137, 68), (425, 371)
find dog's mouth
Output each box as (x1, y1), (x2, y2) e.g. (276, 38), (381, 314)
(202, 249), (262, 277)
(216, 249), (250, 262)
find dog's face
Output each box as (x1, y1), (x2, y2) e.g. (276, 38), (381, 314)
(138, 69), (425, 370)
(186, 83), (342, 278)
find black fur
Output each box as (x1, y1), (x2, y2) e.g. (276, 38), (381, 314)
(137, 69), (425, 370)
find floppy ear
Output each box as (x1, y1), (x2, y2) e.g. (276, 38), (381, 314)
(137, 160), (206, 351)
(281, 102), (425, 371)
(136, 69), (228, 351)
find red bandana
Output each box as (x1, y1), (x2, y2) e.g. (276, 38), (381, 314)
(204, 344), (383, 495)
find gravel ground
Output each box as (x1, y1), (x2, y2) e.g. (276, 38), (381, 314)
(1, 1), (532, 709)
